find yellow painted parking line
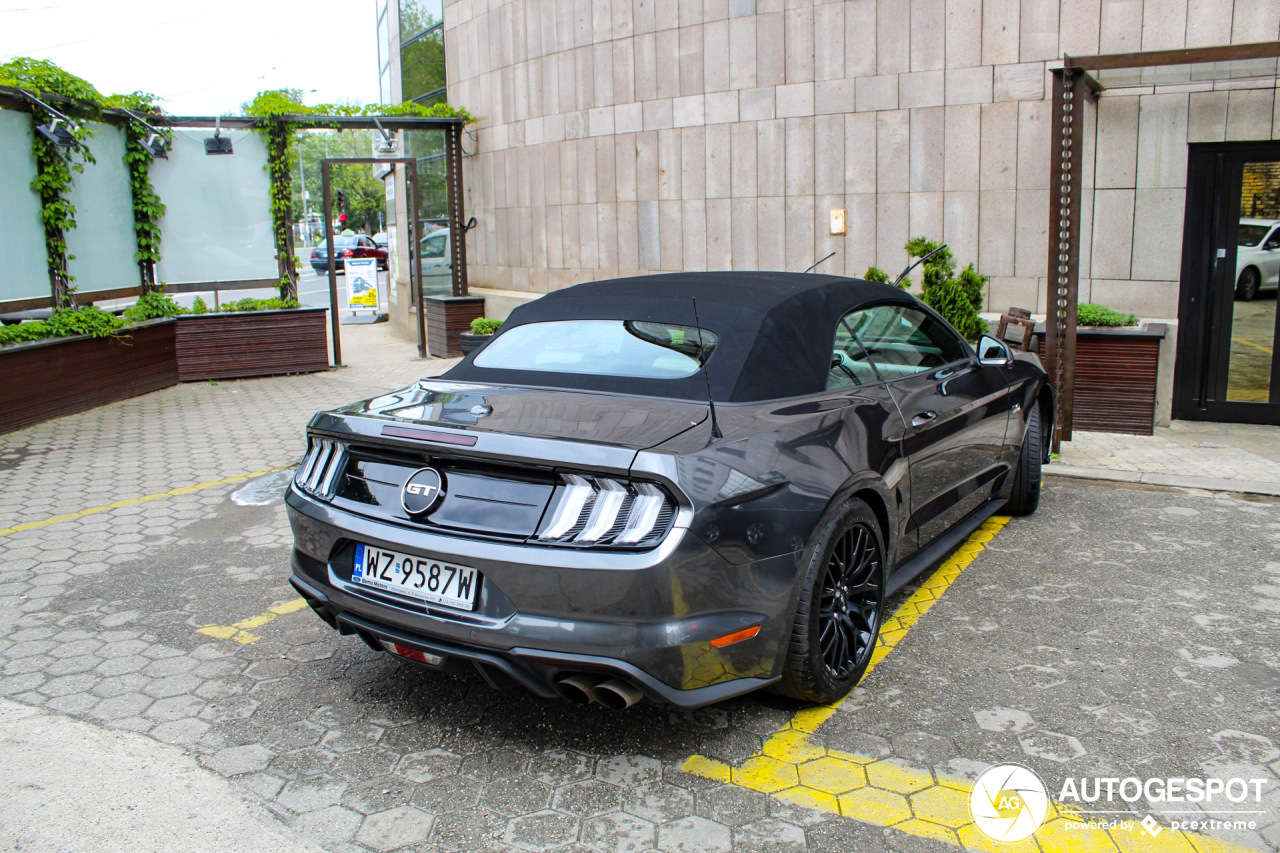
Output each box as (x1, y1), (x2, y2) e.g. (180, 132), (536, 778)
(198, 598), (308, 645)
(682, 517), (1253, 853)
(0, 466), (294, 538)
(1232, 336), (1274, 356)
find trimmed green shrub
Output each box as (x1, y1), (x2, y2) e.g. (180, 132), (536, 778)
(902, 237), (990, 341)
(470, 317), (503, 335)
(224, 297), (300, 313)
(191, 296), (208, 315)
(863, 266), (892, 285)
(123, 291), (185, 321)
(0, 306), (130, 347)
(1076, 302), (1139, 327)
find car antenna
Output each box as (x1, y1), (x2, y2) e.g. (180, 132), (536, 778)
(690, 297), (722, 440)
(802, 252), (836, 274)
(891, 243), (949, 288)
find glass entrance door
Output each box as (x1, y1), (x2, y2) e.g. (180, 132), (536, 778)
(1176, 143), (1280, 425)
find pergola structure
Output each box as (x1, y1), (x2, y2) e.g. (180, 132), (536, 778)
(1043, 40), (1280, 450)
(0, 92), (470, 312)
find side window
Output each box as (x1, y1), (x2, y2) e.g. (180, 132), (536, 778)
(839, 305), (969, 382)
(421, 234), (447, 259)
(827, 311), (882, 390)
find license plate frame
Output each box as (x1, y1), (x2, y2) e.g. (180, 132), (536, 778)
(352, 543), (481, 612)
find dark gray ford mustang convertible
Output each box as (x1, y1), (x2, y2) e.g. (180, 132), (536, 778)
(286, 272), (1052, 708)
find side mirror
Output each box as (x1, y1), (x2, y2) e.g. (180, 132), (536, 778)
(976, 334), (1012, 367)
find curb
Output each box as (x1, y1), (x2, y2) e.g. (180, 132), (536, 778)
(1046, 464), (1280, 498)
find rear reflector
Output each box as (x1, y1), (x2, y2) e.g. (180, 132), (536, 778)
(709, 625), (761, 648)
(382, 640), (445, 667)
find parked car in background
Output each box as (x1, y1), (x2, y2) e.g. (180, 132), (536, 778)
(286, 272), (1053, 709)
(419, 228), (452, 295)
(1235, 218), (1280, 300)
(311, 235), (388, 273)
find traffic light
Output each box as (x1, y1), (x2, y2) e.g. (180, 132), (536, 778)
(336, 190), (347, 226)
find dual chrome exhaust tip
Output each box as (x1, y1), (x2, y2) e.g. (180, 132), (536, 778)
(553, 673), (644, 709)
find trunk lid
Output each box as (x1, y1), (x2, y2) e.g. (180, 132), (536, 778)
(338, 379), (710, 451)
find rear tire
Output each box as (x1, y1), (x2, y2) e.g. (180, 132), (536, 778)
(1237, 267), (1260, 301)
(1006, 404), (1043, 516)
(773, 499), (885, 704)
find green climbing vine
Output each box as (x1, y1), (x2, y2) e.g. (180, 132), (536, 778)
(107, 91), (170, 290)
(243, 89), (473, 301)
(0, 58), (171, 301)
(1, 58), (102, 306)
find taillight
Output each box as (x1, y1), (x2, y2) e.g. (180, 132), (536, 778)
(537, 475), (675, 547)
(295, 437), (347, 500)
(310, 249), (318, 258)
(342, 249), (354, 257)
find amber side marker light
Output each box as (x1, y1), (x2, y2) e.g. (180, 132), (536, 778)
(709, 625), (761, 648)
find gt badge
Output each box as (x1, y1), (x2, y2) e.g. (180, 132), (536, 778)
(401, 467), (445, 515)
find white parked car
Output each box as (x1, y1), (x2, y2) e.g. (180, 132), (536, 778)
(418, 228), (452, 296)
(1235, 218), (1280, 300)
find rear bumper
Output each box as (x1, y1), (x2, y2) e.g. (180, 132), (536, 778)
(286, 486), (800, 707)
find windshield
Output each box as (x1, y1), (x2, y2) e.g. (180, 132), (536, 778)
(1238, 224), (1271, 247)
(473, 320), (718, 379)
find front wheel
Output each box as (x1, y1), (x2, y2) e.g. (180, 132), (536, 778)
(1237, 267), (1260, 301)
(1006, 403), (1044, 515)
(773, 499), (885, 704)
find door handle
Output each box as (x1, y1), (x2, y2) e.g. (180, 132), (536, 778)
(911, 411), (937, 427)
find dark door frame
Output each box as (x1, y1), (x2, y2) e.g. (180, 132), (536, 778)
(322, 157), (425, 364)
(1174, 140), (1280, 424)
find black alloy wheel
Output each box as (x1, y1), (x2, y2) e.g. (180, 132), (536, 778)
(818, 524), (882, 679)
(774, 499), (885, 704)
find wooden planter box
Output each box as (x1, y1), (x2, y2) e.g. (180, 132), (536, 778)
(1035, 323), (1167, 435)
(0, 318), (177, 435)
(175, 307), (329, 381)
(425, 296), (485, 358)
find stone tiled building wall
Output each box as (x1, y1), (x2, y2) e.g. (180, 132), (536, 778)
(443, 0), (1280, 319)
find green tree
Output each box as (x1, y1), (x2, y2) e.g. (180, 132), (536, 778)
(292, 130), (386, 237)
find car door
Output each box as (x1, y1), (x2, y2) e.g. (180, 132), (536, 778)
(1264, 226), (1280, 288)
(845, 304), (1013, 550)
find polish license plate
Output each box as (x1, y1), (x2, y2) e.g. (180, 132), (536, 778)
(352, 544), (480, 611)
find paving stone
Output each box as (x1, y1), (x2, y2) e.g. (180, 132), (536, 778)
(355, 805), (435, 851)
(657, 815), (733, 853)
(502, 808), (579, 852)
(206, 744), (274, 776)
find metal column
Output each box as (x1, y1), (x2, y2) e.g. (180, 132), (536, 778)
(444, 123), (469, 298)
(1044, 68), (1089, 451)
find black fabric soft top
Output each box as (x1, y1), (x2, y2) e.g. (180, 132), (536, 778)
(442, 272), (921, 403)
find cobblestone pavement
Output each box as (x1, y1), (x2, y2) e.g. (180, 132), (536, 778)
(1055, 421), (1280, 496)
(1, 324), (1278, 852)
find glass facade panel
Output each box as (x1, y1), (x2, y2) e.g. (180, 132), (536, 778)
(0, 108), (51, 303)
(399, 0), (442, 43)
(65, 122), (140, 294)
(400, 27), (446, 104)
(151, 129), (277, 286)
(402, 128), (449, 222)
